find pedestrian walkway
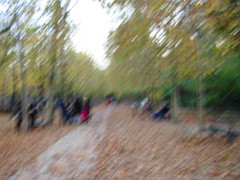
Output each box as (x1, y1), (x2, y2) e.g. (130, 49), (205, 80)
(10, 106), (112, 180)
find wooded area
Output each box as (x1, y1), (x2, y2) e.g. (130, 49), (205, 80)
(1, 0), (239, 128)
(1, 0), (240, 179)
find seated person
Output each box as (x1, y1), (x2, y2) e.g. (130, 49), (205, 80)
(153, 102), (170, 121)
(129, 101), (138, 109)
(130, 101), (139, 117)
(141, 102), (153, 116)
(165, 110), (171, 119)
(139, 97), (148, 110)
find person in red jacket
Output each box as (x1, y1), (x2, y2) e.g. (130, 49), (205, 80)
(80, 97), (91, 123)
(105, 96), (112, 105)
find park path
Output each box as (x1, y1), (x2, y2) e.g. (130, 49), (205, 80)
(10, 106), (112, 180)
(7, 104), (240, 179)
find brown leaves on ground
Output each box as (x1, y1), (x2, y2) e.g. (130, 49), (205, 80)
(0, 111), (76, 179)
(0, 104), (240, 179)
(91, 104), (240, 179)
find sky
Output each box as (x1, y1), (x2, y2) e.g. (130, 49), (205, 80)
(69, 0), (118, 69)
(0, 0), (118, 69)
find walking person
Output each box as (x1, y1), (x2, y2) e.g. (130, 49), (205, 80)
(71, 97), (83, 124)
(80, 97), (91, 123)
(13, 101), (23, 132)
(27, 100), (37, 131)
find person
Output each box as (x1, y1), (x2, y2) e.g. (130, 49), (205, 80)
(141, 102), (153, 116)
(130, 101), (139, 117)
(71, 97), (83, 124)
(130, 101), (138, 109)
(55, 99), (69, 125)
(153, 102), (170, 122)
(105, 96), (112, 106)
(139, 97), (148, 110)
(80, 97), (91, 123)
(27, 100), (38, 130)
(13, 101), (22, 132)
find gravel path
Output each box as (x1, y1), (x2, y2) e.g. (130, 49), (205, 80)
(10, 106), (112, 180)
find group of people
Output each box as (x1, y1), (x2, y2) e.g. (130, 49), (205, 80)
(130, 97), (171, 121)
(12, 96), (92, 132)
(12, 98), (46, 132)
(55, 97), (92, 125)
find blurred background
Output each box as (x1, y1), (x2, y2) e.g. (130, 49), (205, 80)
(1, 0), (240, 179)
(0, 0), (239, 122)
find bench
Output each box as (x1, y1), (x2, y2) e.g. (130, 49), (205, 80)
(199, 124), (240, 144)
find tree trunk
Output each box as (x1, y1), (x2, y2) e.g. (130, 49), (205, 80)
(45, 69), (55, 124)
(171, 73), (179, 123)
(1, 36), (10, 111)
(1, 71), (7, 111)
(19, 51), (28, 133)
(11, 65), (17, 106)
(1, 71), (4, 111)
(197, 75), (204, 127)
(195, 33), (205, 128)
(60, 59), (66, 100)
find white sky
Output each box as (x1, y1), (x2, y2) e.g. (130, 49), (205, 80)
(69, 0), (118, 69)
(0, 0), (119, 69)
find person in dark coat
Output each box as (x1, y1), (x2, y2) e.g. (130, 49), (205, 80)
(71, 97), (83, 124)
(27, 101), (37, 130)
(13, 101), (22, 132)
(153, 102), (170, 122)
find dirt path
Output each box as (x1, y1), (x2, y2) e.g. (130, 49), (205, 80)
(10, 106), (112, 180)
(6, 104), (240, 179)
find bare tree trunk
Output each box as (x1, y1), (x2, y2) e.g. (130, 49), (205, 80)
(197, 74), (204, 127)
(195, 34), (205, 128)
(44, 0), (62, 125)
(171, 73), (179, 123)
(1, 71), (7, 111)
(45, 69), (55, 124)
(1, 35), (10, 111)
(38, 64), (45, 98)
(19, 51), (28, 133)
(60, 55), (66, 100)
(39, 84), (44, 98)
(11, 65), (17, 106)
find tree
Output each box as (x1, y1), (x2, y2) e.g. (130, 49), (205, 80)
(43, 0), (71, 124)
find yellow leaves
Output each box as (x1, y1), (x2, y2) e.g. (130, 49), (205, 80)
(221, 48), (229, 56)
(204, 16), (217, 29)
(206, 1), (218, 16)
(227, 20), (238, 31)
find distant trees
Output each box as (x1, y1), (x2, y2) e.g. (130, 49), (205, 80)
(0, 0), (107, 130)
(0, 0), (239, 130)
(100, 0), (240, 126)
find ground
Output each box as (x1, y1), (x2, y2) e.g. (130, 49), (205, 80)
(0, 103), (240, 179)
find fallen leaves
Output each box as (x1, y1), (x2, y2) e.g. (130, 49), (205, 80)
(90, 104), (240, 179)
(0, 104), (239, 179)
(0, 113), (76, 179)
